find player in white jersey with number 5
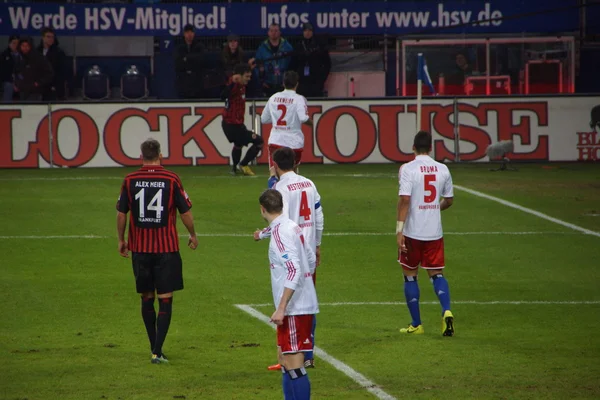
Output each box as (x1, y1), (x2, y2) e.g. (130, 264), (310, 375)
(255, 147), (324, 370)
(261, 71), (313, 169)
(396, 131), (455, 337)
(259, 189), (318, 400)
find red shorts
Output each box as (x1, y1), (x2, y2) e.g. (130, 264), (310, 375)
(277, 314), (314, 354)
(268, 144), (303, 168)
(399, 237), (445, 271)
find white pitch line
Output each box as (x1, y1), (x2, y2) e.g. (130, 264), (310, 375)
(245, 300), (600, 307)
(454, 185), (600, 238)
(0, 231), (582, 240)
(234, 304), (397, 400)
(0, 173), (397, 182)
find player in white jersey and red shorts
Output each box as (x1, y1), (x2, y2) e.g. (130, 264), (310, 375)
(255, 147), (324, 369)
(259, 189), (318, 400)
(261, 71), (313, 170)
(396, 131), (455, 336)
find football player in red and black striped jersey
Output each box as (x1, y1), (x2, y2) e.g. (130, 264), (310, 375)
(221, 63), (264, 176)
(116, 138), (198, 364)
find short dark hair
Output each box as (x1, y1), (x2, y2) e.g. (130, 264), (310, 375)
(41, 26), (55, 36)
(8, 34), (19, 43)
(259, 189), (283, 214)
(141, 138), (161, 161)
(283, 71), (299, 89)
(273, 147), (295, 171)
(413, 131), (432, 154)
(233, 63), (251, 76)
(269, 23), (280, 29)
(183, 24), (194, 33)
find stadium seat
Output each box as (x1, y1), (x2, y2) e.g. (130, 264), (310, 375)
(120, 66), (149, 100)
(82, 66), (110, 100)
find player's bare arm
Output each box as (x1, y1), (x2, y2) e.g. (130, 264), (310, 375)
(180, 211), (198, 250)
(396, 195), (410, 252)
(440, 197), (454, 211)
(116, 211), (129, 258)
(271, 287), (295, 325)
(303, 118), (314, 127)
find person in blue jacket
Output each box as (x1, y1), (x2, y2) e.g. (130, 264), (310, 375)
(255, 23), (293, 98)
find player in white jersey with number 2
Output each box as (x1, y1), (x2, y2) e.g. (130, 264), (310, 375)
(261, 71), (313, 169)
(254, 147), (324, 370)
(259, 189), (318, 400)
(396, 131), (455, 337)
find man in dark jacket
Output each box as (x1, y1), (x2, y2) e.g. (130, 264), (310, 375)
(292, 23), (331, 98)
(38, 27), (66, 101)
(1, 35), (20, 102)
(14, 36), (53, 101)
(174, 24), (205, 99)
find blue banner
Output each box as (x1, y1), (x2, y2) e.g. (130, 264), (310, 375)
(0, 1), (580, 37)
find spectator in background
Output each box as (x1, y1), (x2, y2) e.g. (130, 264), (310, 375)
(446, 52), (473, 87)
(38, 27), (66, 101)
(14, 36), (53, 101)
(1, 35), (20, 102)
(292, 22), (331, 98)
(255, 23), (293, 97)
(175, 24), (205, 99)
(221, 33), (256, 80)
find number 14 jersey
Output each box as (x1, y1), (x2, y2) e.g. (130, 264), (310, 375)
(399, 155), (453, 241)
(116, 165), (192, 253)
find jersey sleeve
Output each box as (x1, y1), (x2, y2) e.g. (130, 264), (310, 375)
(261, 99), (273, 124)
(116, 179), (129, 213)
(441, 168), (454, 198)
(276, 228), (302, 290)
(295, 95), (309, 123)
(173, 178), (192, 214)
(258, 226), (272, 240)
(220, 82), (234, 101)
(399, 165), (413, 196)
(313, 183), (324, 237)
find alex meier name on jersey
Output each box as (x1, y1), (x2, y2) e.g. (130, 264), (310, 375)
(135, 181), (166, 188)
(286, 181), (313, 191)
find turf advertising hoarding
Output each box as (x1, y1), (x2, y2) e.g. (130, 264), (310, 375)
(1, 96), (599, 168)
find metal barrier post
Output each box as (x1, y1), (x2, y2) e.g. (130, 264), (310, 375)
(453, 97), (460, 163)
(251, 100), (257, 166)
(395, 36), (400, 96)
(48, 103), (54, 168)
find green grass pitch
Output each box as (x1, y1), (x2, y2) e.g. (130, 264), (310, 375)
(1, 163), (599, 400)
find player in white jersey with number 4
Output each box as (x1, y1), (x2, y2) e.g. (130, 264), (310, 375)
(255, 147), (324, 370)
(259, 189), (318, 400)
(396, 131), (455, 337)
(261, 71), (313, 169)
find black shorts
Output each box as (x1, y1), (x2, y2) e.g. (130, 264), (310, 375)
(222, 121), (254, 147)
(131, 252), (183, 294)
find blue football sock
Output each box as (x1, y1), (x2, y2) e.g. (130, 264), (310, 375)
(282, 368), (295, 400)
(404, 276), (421, 326)
(304, 316), (316, 361)
(431, 274), (451, 313)
(287, 368), (311, 400)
